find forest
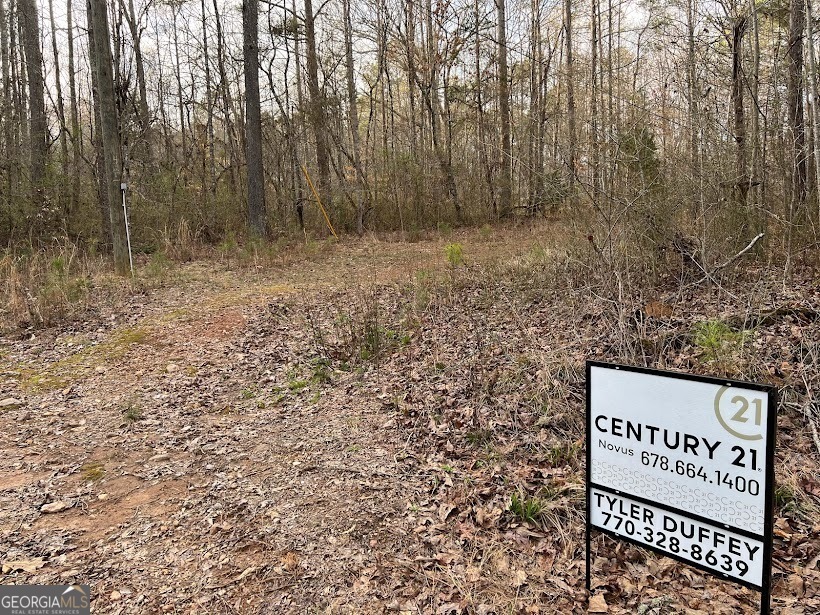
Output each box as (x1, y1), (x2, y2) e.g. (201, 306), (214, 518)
(0, 0), (818, 264)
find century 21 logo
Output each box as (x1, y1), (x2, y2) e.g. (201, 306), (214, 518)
(714, 385), (764, 441)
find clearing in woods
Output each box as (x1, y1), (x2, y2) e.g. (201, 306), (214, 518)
(0, 226), (818, 614)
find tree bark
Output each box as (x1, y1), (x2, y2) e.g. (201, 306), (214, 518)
(788, 0), (808, 210)
(405, 0), (417, 158)
(47, 0), (68, 220)
(119, 0), (149, 157)
(304, 0), (331, 210)
(212, 0), (239, 196)
(806, 0), (820, 220)
(497, 0), (512, 217)
(475, 0), (495, 217)
(528, 0), (543, 215)
(172, 5), (186, 181)
(590, 0), (600, 203)
(748, 0), (761, 209)
(564, 0), (576, 204)
(66, 0), (81, 222)
(786, 0), (807, 272)
(243, 0), (265, 236)
(88, 0), (128, 273)
(86, 0), (110, 246)
(0, 0), (12, 212)
(201, 0), (214, 192)
(19, 0), (46, 208)
(418, 0), (459, 220)
(343, 0), (365, 234)
(731, 16), (747, 201)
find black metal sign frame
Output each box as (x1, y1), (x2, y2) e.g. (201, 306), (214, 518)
(585, 361), (776, 615)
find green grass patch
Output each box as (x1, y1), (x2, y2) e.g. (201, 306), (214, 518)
(80, 461), (105, 482)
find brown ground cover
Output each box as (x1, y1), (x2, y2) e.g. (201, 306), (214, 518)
(1, 225), (818, 614)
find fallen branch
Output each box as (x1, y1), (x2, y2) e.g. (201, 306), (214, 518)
(801, 399), (820, 458)
(693, 232), (764, 286)
(800, 374), (820, 458)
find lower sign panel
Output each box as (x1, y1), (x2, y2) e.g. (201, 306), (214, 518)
(590, 487), (764, 589)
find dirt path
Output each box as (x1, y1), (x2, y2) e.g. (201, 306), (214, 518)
(0, 229), (546, 614)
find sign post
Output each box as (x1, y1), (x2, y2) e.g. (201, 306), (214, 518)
(586, 361), (776, 614)
(120, 182), (134, 277)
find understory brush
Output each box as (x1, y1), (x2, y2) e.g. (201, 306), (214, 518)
(303, 286), (411, 365)
(377, 233), (819, 609)
(0, 241), (107, 330)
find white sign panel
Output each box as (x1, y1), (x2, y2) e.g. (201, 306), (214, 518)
(586, 362), (775, 593)
(590, 488), (764, 584)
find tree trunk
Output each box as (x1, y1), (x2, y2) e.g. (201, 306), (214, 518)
(405, 0), (417, 158)
(0, 0), (12, 213)
(19, 0), (46, 209)
(201, 0), (214, 196)
(243, 0), (265, 236)
(304, 0), (331, 211)
(497, 0), (512, 217)
(564, 0), (576, 204)
(88, 0), (128, 274)
(475, 0), (495, 217)
(806, 0), (820, 221)
(788, 0), (808, 209)
(86, 0), (110, 247)
(66, 0), (81, 223)
(343, 0), (364, 234)
(423, 0), (459, 220)
(172, 5), (186, 182)
(590, 0), (600, 203)
(528, 0), (542, 215)
(748, 0), (761, 210)
(119, 0), (149, 157)
(786, 0), (807, 272)
(10, 0), (27, 162)
(47, 0), (68, 221)
(212, 0), (239, 196)
(731, 16), (747, 202)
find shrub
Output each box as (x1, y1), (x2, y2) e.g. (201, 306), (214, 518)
(445, 243), (464, 267)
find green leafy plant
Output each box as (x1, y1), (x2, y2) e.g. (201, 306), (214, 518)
(218, 233), (238, 262)
(445, 243), (463, 267)
(145, 251), (173, 281)
(287, 378), (308, 392)
(413, 269), (432, 311)
(465, 428), (493, 447)
(308, 357), (333, 384)
(546, 440), (582, 468)
(509, 490), (545, 523)
(774, 483), (796, 510)
(692, 320), (745, 362)
(122, 403), (142, 424)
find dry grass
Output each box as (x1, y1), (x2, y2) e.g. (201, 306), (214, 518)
(0, 240), (112, 331)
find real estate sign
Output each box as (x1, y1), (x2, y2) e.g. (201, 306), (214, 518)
(586, 362), (776, 612)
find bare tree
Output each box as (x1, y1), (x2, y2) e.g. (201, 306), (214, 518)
(343, 0), (365, 234)
(565, 0), (576, 204)
(497, 0), (511, 217)
(304, 0), (331, 211)
(243, 0), (265, 236)
(18, 0), (46, 207)
(88, 0), (128, 273)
